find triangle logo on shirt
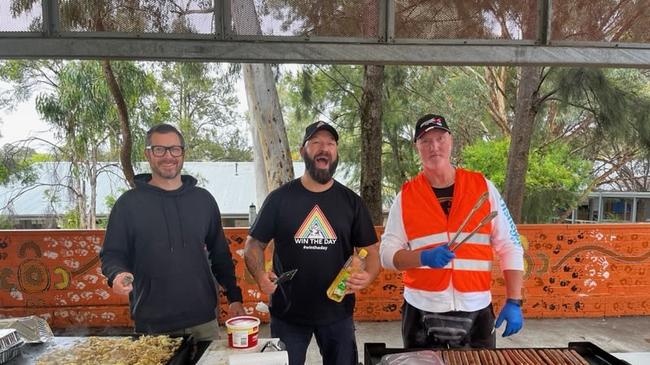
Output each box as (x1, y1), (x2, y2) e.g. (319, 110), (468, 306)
(294, 205), (337, 249)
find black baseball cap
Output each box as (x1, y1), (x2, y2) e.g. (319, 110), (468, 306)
(302, 121), (339, 146)
(413, 114), (451, 142)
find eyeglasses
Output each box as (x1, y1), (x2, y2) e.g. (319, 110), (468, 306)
(146, 145), (185, 157)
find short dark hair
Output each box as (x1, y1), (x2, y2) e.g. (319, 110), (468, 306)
(145, 124), (185, 147)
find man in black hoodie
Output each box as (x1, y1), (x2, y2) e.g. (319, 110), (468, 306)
(100, 124), (244, 340)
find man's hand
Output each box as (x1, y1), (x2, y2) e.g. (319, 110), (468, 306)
(345, 270), (372, 294)
(255, 271), (278, 295)
(495, 300), (523, 337)
(228, 302), (246, 317)
(420, 245), (455, 268)
(112, 272), (134, 295)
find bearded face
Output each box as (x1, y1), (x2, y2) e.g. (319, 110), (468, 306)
(301, 129), (339, 184)
(302, 149), (339, 184)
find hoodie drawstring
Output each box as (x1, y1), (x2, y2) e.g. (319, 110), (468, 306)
(161, 197), (174, 252)
(174, 197), (186, 248)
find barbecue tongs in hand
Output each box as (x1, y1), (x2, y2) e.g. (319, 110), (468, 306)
(273, 269), (298, 285)
(447, 192), (497, 252)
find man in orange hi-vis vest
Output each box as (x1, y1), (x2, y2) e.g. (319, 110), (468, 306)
(380, 113), (524, 349)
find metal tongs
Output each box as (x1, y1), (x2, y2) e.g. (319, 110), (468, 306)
(447, 192), (497, 252)
(273, 269), (298, 285)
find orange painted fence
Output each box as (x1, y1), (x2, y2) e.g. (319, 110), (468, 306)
(0, 225), (648, 330)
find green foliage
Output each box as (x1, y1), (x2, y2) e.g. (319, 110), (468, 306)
(29, 153), (54, 163)
(460, 139), (509, 188)
(278, 65), (497, 201)
(58, 209), (81, 229)
(554, 68), (650, 151)
(0, 144), (37, 186)
(463, 139), (592, 223)
(104, 194), (117, 211)
(0, 215), (15, 229)
(152, 62), (251, 161)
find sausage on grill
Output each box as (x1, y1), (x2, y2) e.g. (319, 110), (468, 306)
(569, 349), (591, 365)
(536, 349), (555, 365)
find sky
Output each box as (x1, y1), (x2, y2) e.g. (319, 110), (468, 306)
(0, 2), (304, 152)
(0, 73), (251, 152)
(0, 90), (52, 150)
(0, 62), (305, 153)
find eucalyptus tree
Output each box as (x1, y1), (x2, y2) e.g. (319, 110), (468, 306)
(232, 0), (293, 204)
(491, 0), (650, 222)
(391, 0), (650, 222)
(0, 144), (36, 187)
(551, 68), (650, 218)
(154, 62), (251, 161)
(35, 61), (154, 228)
(278, 64), (494, 203)
(1, 58), (154, 228)
(260, 0), (385, 223)
(10, 0), (217, 186)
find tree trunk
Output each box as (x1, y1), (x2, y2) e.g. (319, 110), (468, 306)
(95, 16), (135, 188)
(484, 66), (510, 136)
(76, 174), (87, 229)
(242, 64), (294, 193)
(89, 147), (98, 229)
(360, 64), (384, 225)
(504, 66), (541, 223)
(358, 0), (384, 225)
(233, 0), (294, 196)
(249, 117), (269, 208)
(102, 60), (135, 188)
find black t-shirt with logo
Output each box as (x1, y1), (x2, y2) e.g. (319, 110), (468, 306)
(249, 178), (378, 325)
(433, 184), (455, 216)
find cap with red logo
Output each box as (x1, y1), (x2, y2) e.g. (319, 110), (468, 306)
(413, 114), (451, 142)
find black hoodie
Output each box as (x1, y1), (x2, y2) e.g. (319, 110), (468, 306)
(100, 173), (242, 333)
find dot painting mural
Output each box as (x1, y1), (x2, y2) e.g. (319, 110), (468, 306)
(0, 225), (648, 330)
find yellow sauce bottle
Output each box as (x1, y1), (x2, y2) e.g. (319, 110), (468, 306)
(326, 248), (368, 302)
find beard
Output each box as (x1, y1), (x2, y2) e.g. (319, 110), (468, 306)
(302, 150), (338, 184)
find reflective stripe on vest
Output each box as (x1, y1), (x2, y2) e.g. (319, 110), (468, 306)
(415, 258), (492, 271)
(408, 233), (449, 249)
(408, 232), (491, 251)
(401, 169), (494, 293)
(454, 259), (492, 271)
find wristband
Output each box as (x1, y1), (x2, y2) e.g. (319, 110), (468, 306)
(506, 298), (523, 306)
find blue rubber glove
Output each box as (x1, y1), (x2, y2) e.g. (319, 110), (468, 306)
(495, 300), (523, 337)
(419, 245), (455, 268)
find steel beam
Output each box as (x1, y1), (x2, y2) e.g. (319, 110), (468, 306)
(1, 37), (650, 67)
(42, 0), (59, 36)
(536, 0), (551, 45)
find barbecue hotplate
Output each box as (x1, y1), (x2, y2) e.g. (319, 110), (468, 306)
(5, 335), (210, 365)
(364, 341), (631, 365)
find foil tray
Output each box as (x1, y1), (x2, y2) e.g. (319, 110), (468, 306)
(0, 329), (20, 352)
(0, 316), (53, 344)
(0, 340), (24, 364)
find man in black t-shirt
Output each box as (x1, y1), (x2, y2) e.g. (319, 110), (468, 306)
(244, 121), (379, 365)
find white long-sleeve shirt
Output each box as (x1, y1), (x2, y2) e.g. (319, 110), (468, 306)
(380, 179), (524, 312)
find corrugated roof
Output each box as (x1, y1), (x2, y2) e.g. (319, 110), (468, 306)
(0, 161), (355, 217)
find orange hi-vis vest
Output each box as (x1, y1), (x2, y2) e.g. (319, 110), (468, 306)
(401, 169), (493, 292)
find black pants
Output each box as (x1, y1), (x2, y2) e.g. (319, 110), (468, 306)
(270, 315), (358, 365)
(401, 301), (496, 349)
